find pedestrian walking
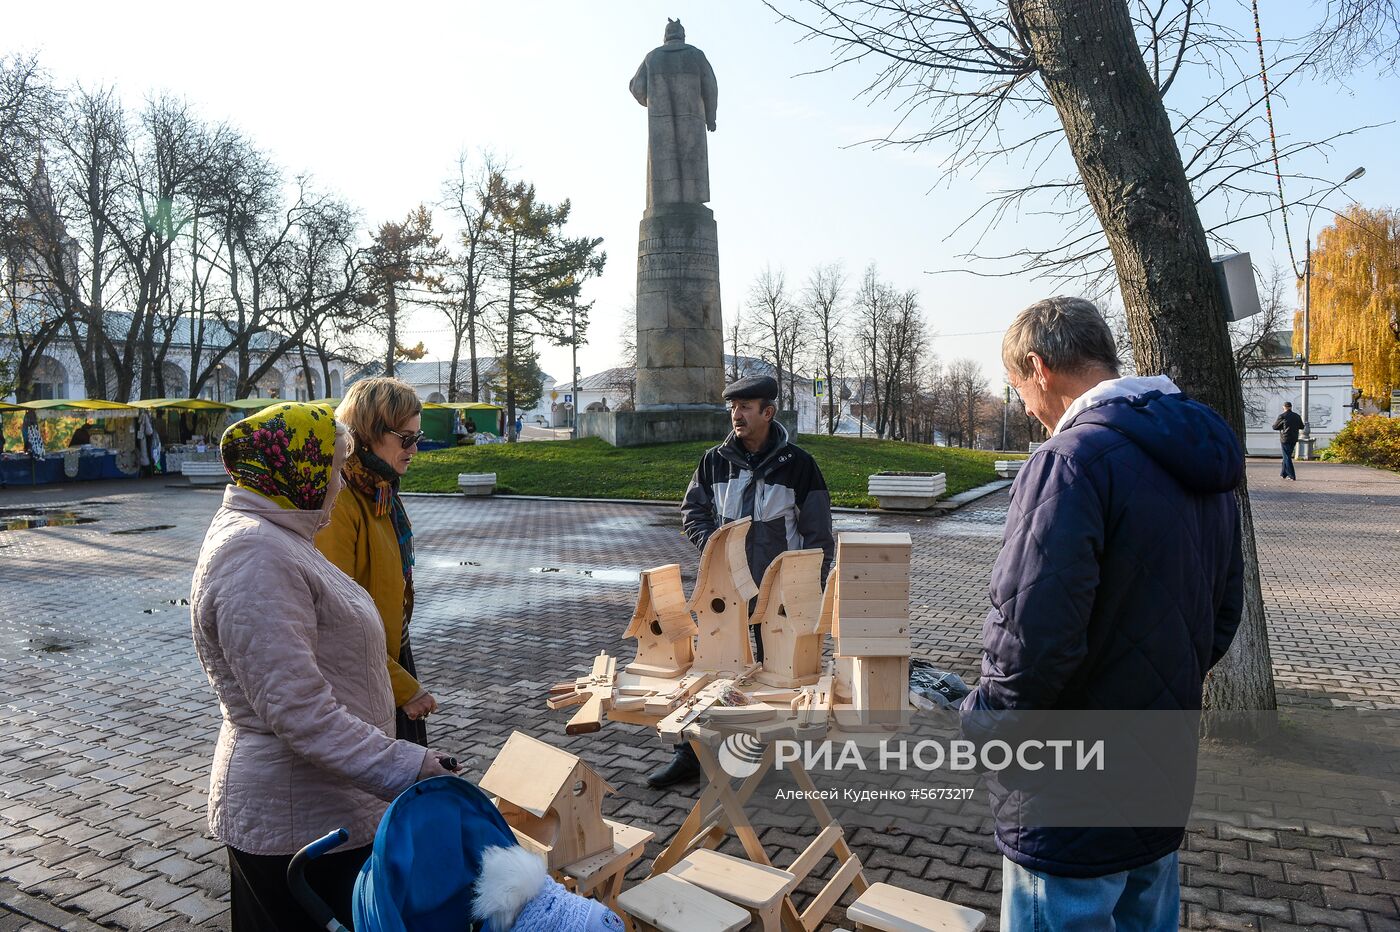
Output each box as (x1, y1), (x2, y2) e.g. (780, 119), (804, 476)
(1273, 401), (1304, 480)
(318, 378), (435, 745)
(192, 402), (455, 931)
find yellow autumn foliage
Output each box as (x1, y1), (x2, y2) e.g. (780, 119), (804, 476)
(1295, 205), (1400, 399)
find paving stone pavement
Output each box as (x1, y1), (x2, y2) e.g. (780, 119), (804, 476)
(0, 459), (1397, 930)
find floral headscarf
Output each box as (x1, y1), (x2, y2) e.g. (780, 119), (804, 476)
(220, 403), (338, 511)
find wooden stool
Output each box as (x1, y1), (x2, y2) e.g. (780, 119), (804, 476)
(846, 881), (987, 931)
(617, 873), (751, 932)
(670, 849), (798, 932)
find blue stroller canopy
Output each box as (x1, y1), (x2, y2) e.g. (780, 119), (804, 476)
(353, 776), (518, 932)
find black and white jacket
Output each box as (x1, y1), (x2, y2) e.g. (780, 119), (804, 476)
(681, 422), (835, 583)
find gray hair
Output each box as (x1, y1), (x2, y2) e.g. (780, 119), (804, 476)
(1003, 296), (1121, 380)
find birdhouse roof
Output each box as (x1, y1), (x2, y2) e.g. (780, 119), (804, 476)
(624, 564), (695, 639)
(753, 548), (823, 623)
(479, 732), (615, 817)
(690, 517), (758, 610)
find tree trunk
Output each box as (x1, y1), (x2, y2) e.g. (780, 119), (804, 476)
(383, 284), (399, 379)
(1011, 0), (1276, 716)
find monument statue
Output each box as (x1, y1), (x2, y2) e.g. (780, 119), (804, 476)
(578, 20), (729, 444)
(629, 18), (718, 208)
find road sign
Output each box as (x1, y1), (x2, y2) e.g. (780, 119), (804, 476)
(1293, 375), (1320, 381)
(563, 393), (573, 405)
(813, 377), (826, 397)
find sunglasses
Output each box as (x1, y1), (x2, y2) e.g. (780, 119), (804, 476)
(385, 428), (425, 450)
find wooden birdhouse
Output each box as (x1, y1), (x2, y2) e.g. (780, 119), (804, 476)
(689, 517), (760, 674)
(480, 731), (615, 870)
(752, 548), (825, 688)
(832, 532), (913, 725)
(624, 563), (697, 678)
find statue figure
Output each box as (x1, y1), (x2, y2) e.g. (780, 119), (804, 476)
(629, 19), (718, 208)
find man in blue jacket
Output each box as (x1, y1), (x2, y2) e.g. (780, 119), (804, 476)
(964, 297), (1244, 930)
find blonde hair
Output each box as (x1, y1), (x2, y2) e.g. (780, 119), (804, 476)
(336, 377), (422, 451)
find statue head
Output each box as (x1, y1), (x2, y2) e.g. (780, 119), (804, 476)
(664, 18), (685, 42)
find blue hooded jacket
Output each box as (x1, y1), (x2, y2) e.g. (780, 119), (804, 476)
(963, 378), (1244, 878)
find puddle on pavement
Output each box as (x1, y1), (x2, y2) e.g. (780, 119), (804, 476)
(0, 511), (99, 531)
(28, 638), (85, 653)
(111, 525), (175, 535)
(529, 566), (639, 584)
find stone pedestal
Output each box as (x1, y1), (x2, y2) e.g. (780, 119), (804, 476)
(578, 409), (798, 449)
(635, 203), (724, 410)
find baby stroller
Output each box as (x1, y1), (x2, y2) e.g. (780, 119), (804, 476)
(289, 776), (621, 932)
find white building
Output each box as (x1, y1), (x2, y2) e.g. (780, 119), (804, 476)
(359, 358), (555, 425)
(4, 315), (346, 404)
(1242, 362), (1355, 456)
(557, 355), (871, 435)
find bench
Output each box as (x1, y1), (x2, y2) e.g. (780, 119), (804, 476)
(458, 472), (497, 496)
(867, 472), (947, 510)
(181, 462), (229, 486)
(994, 460), (1025, 479)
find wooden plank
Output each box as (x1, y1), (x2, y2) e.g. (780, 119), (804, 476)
(837, 547), (912, 565)
(837, 599), (910, 619)
(837, 637), (912, 657)
(838, 532), (913, 548)
(835, 616), (909, 638)
(800, 855), (864, 931)
(672, 849), (797, 909)
(838, 563), (909, 582)
(836, 579), (910, 601)
(785, 822), (842, 884)
(616, 874), (750, 932)
(846, 881), (988, 932)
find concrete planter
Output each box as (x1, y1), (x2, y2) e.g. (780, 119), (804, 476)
(182, 462), (230, 486)
(995, 460), (1026, 480)
(458, 472), (497, 496)
(867, 471), (947, 510)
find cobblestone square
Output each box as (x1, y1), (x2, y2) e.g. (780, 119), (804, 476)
(2, 459), (1398, 930)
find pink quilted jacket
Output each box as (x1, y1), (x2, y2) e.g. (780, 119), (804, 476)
(191, 486), (428, 855)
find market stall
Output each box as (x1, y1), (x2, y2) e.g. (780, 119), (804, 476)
(427, 401), (505, 444)
(2, 399), (143, 485)
(130, 398), (234, 474)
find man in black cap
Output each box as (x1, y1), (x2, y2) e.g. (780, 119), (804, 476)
(646, 374), (836, 787)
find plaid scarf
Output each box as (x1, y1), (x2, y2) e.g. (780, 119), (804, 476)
(342, 448), (415, 586)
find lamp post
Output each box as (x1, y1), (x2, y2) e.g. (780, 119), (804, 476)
(1299, 165), (1365, 459)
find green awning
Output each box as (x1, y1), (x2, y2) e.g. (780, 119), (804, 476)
(225, 397), (284, 411)
(21, 399), (140, 417)
(130, 398), (234, 412)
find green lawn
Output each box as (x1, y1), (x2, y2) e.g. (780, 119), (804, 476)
(403, 435), (1015, 507)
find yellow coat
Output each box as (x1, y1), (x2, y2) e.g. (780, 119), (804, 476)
(315, 484), (421, 707)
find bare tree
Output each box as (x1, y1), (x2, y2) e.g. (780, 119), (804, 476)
(440, 151), (506, 400)
(1310, 0), (1400, 76)
(804, 262), (847, 434)
(773, 0), (1281, 717)
(745, 265), (801, 408)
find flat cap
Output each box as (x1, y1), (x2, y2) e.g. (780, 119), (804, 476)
(722, 375), (778, 401)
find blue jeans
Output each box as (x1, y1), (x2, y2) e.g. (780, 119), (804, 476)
(1281, 441), (1297, 479)
(1002, 851), (1179, 931)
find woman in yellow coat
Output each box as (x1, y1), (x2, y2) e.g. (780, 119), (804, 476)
(316, 377), (436, 744)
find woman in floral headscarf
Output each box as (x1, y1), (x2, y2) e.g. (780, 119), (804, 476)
(316, 378), (436, 745)
(190, 402), (456, 931)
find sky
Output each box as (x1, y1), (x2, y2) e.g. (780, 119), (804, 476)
(6, 0), (1398, 394)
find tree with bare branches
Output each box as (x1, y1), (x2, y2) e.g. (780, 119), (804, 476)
(803, 262), (847, 434)
(772, 0), (1284, 714)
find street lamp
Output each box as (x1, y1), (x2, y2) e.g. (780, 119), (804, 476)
(1298, 165), (1365, 459)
